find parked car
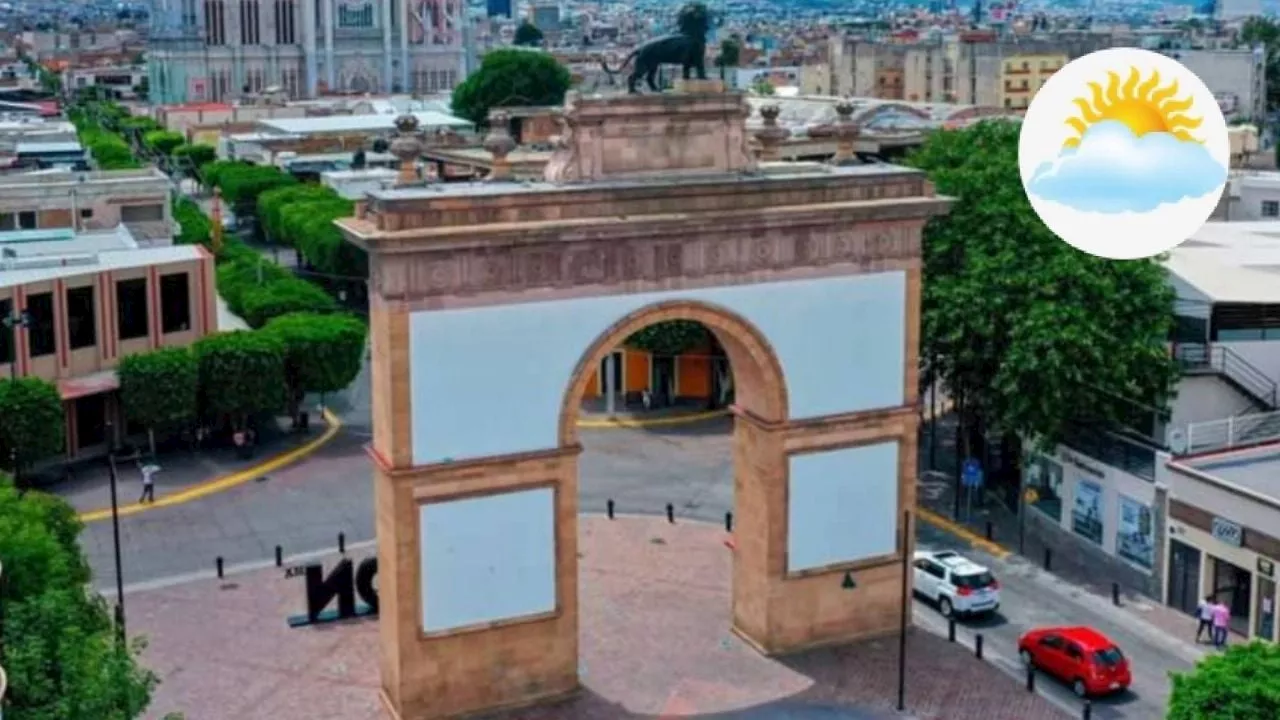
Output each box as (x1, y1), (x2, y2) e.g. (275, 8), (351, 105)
(912, 550), (1001, 618)
(1018, 626), (1132, 698)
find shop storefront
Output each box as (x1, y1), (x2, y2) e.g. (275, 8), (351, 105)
(1023, 442), (1160, 596)
(1160, 456), (1280, 642)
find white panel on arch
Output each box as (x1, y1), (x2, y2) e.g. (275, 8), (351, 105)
(409, 272), (907, 464)
(786, 442), (900, 573)
(419, 487), (557, 633)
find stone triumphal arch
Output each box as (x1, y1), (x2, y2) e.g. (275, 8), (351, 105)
(338, 87), (950, 720)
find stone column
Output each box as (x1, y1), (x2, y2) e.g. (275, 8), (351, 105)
(483, 111), (517, 182)
(807, 98), (860, 166)
(323, 0), (335, 91)
(400, 0), (411, 92)
(389, 114), (423, 185)
(302, 0), (317, 96)
(381, 0), (393, 92)
(753, 104), (790, 162)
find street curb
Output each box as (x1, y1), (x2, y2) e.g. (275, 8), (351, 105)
(576, 408), (729, 429)
(916, 506), (1011, 559)
(77, 408), (344, 523)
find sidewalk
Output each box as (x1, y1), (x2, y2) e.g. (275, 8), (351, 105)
(578, 399), (730, 428)
(917, 413), (1209, 664)
(42, 414), (336, 520)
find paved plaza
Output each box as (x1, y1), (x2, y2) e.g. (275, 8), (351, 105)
(131, 516), (1067, 720)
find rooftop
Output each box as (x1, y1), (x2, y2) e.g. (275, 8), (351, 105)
(1164, 221), (1280, 304)
(1184, 444), (1280, 504)
(0, 242), (202, 288)
(14, 141), (83, 153)
(0, 224), (137, 255)
(257, 110), (472, 136)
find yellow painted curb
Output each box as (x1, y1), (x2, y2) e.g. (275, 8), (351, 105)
(915, 505), (1011, 559)
(576, 408), (730, 429)
(77, 408), (343, 523)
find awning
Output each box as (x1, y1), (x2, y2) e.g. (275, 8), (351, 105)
(58, 369), (119, 401)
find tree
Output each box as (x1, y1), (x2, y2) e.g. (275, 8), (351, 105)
(626, 321), (710, 356)
(200, 161), (297, 220)
(1168, 641), (1280, 720)
(905, 121), (1177, 489)
(0, 478), (159, 719)
(514, 20), (544, 47)
(142, 130), (185, 158)
(451, 48), (572, 125)
(215, 257), (338, 327)
(194, 331), (287, 428)
(172, 197), (212, 248)
(170, 143), (216, 178)
(715, 36), (742, 79)
(118, 347), (199, 455)
(750, 78), (776, 95)
(263, 313), (367, 421)
(0, 378), (66, 478)
(1240, 17), (1280, 115)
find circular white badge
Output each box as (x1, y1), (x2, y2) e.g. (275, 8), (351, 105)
(1019, 47), (1229, 260)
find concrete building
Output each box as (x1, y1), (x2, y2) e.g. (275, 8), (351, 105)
(0, 168), (175, 244)
(0, 229), (216, 459)
(998, 53), (1065, 111)
(146, 0), (467, 104)
(1170, 47), (1267, 123)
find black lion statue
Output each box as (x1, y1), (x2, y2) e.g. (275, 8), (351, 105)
(601, 2), (712, 93)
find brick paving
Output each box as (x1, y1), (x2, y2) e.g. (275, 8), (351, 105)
(131, 516), (1067, 720)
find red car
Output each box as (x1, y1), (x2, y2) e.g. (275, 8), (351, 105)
(1018, 626), (1131, 698)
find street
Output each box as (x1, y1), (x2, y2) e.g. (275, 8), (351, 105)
(76, 418), (1193, 718)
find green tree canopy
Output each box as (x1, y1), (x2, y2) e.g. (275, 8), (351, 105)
(905, 120), (1177, 468)
(1240, 17), (1280, 115)
(172, 197), (212, 248)
(201, 161), (297, 216)
(215, 257), (339, 328)
(0, 377), (66, 475)
(263, 312), (367, 417)
(716, 36), (742, 70)
(451, 48), (572, 125)
(142, 130), (185, 157)
(118, 347), (199, 454)
(626, 321), (711, 356)
(1168, 641), (1280, 720)
(514, 20), (544, 47)
(0, 478), (159, 719)
(170, 143), (217, 177)
(194, 331), (287, 427)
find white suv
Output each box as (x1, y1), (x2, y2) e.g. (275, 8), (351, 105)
(912, 550), (1001, 618)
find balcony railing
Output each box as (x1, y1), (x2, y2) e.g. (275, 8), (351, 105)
(1173, 342), (1278, 410)
(1060, 424), (1158, 481)
(1178, 409), (1280, 456)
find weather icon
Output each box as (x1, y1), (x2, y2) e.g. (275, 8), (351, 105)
(1019, 48), (1229, 260)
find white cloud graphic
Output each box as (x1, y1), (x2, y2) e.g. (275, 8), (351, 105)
(1027, 120), (1227, 214)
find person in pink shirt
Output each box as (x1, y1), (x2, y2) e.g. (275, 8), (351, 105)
(1211, 600), (1231, 648)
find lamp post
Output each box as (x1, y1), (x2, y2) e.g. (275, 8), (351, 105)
(104, 420), (126, 645)
(1, 310), (30, 381)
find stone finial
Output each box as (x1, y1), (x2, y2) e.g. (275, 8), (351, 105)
(808, 98), (860, 165)
(483, 111), (518, 182)
(388, 113), (423, 185)
(753, 103), (790, 162)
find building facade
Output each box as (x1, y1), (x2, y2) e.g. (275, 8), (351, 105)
(999, 53), (1064, 111)
(1172, 47), (1267, 123)
(147, 0), (466, 103)
(0, 169), (174, 244)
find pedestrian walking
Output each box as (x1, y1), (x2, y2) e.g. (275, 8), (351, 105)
(1195, 595), (1215, 643)
(1212, 600), (1231, 649)
(138, 462), (160, 504)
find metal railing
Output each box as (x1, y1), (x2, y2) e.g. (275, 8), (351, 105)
(1060, 424), (1159, 481)
(1173, 343), (1279, 410)
(1178, 409), (1280, 456)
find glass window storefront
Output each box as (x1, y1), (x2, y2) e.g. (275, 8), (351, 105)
(1071, 478), (1104, 545)
(1257, 577), (1276, 642)
(1024, 452), (1064, 521)
(1116, 495), (1155, 569)
(1211, 556), (1253, 637)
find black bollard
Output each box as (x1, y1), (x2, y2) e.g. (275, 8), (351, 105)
(1026, 667), (1036, 693)
(338, 532), (346, 554)
(948, 617), (956, 642)
(666, 503), (674, 523)
(1112, 582), (1121, 606)
(216, 556), (224, 579)
(725, 512), (733, 532)
(985, 521), (994, 541)
(975, 633), (984, 660)
(1083, 700), (1092, 719)
(1043, 547), (1052, 571)
(275, 545), (283, 567)
(607, 499), (615, 519)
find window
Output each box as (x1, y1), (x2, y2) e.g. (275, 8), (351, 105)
(1093, 647), (1124, 666)
(116, 278), (149, 340)
(1071, 478), (1104, 545)
(1038, 635), (1064, 650)
(65, 285), (96, 350)
(1264, 201), (1280, 218)
(1024, 452), (1064, 521)
(0, 211), (37, 231)
(1065, 643), (1083, 661)
(0, 298), (12, 364)
(159, 272), (190, 334)
(952, 571), (995, 589)
(26, 292), (55, 358)
(79, 208), (93, 219)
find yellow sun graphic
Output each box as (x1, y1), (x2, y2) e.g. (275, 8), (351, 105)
(1063, 67), (1204, 148)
